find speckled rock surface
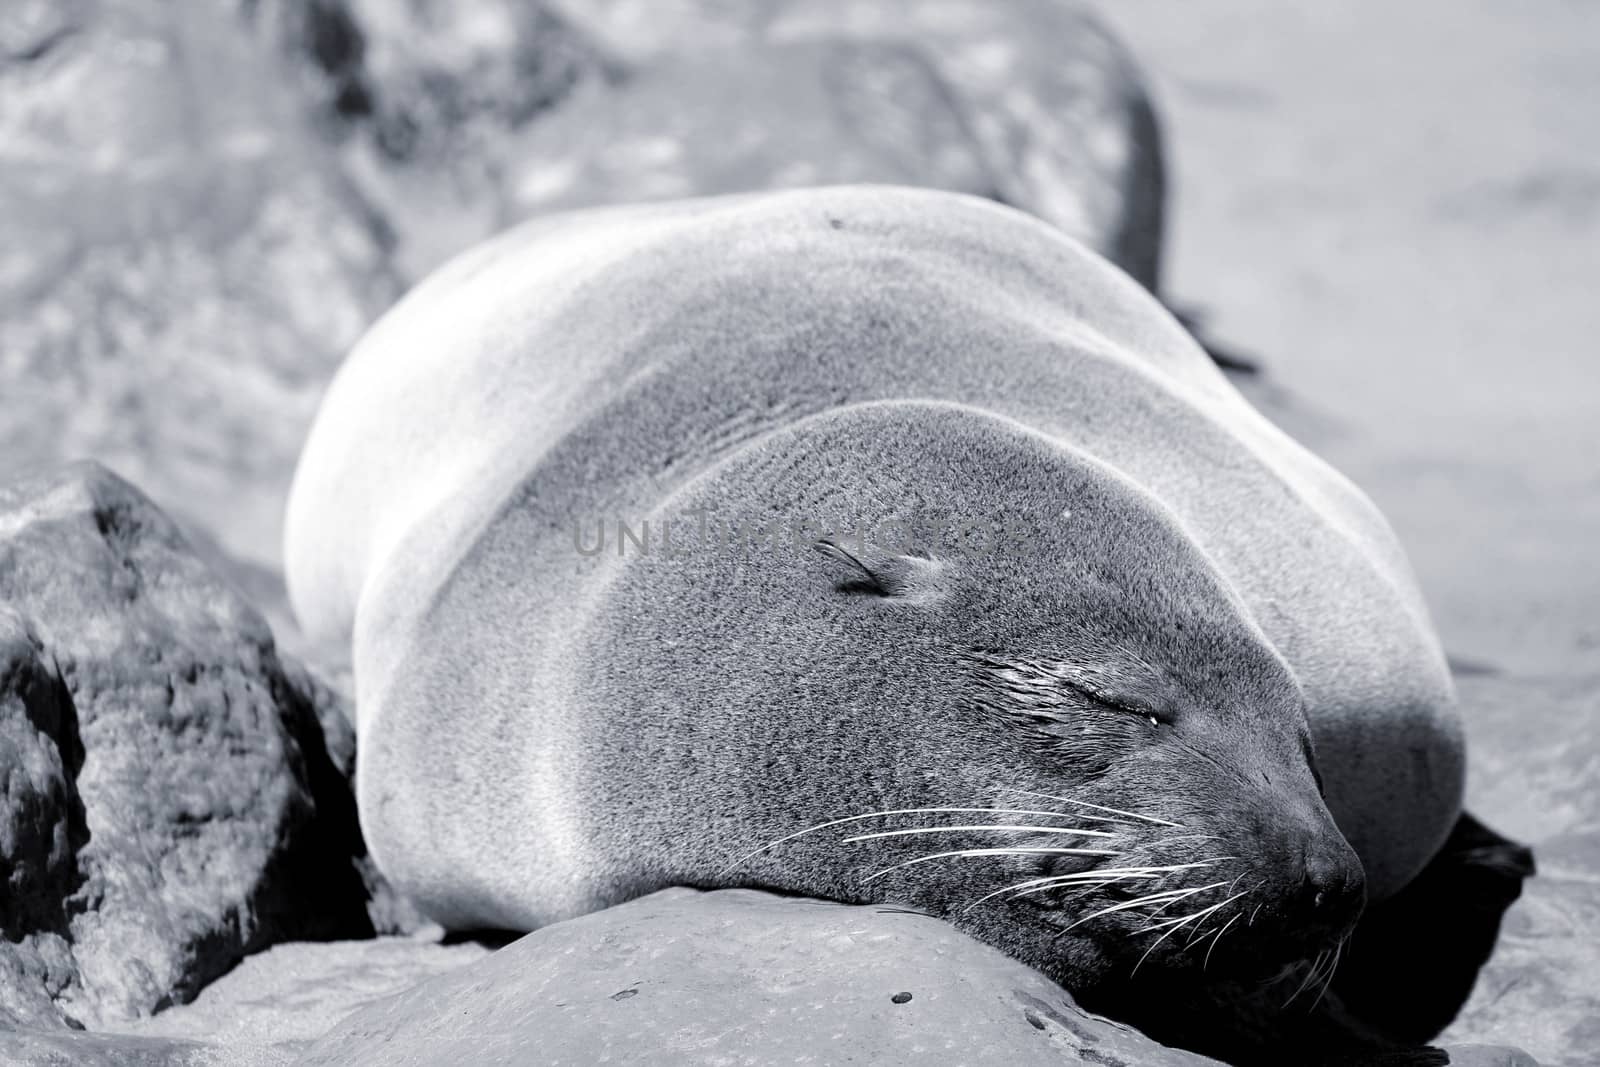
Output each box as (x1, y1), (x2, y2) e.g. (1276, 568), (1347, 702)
(551, 0), (1166, 289)
(297, 888), (1224, 1067)
(0, 0), (399, 598)
(0, 463), (375, 1029)
(503, 38), (999, 220)
(1434, 674), (1600, 1062)
(0, 1030), (238, 1067)
(0, 933), (492, 1067)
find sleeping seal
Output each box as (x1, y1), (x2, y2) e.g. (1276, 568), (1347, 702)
(285, 186), (1464, 1059)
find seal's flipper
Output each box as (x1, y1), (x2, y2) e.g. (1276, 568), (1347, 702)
(1330, 811), (1535, 1044)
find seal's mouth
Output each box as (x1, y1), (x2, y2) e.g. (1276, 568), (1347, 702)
(717, 781), (1363, 989)
(996, 794), (1366, 985)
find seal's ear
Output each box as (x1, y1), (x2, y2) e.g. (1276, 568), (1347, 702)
(813, 539), (948, 602)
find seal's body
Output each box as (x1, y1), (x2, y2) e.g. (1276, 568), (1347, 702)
(286, 187), (1460, 1002)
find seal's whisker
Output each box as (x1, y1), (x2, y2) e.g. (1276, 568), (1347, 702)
(1306, 950), (1336, 1001)
(964, 876), (1139, 914)
(1203, 913), (1241, 971)
(1178, 882), (1246, 948)
(1012, 874), (1158, 899)
(960, 863), (1222, 915)
(1011, 860), (1225, 897)
(1000, 787), (1183, 828)
(842, 824), (1115, 843)
(1131, 911), (1208, 976)
(1052, 857), (1236, 912)
(962, 866), (1188, 913)
(1283, 949), (1329, 1007)
(1062, 881), (1230, 931)
(862, 846), (1121, 885)
(720, 806), (1102, 873)
(1134, 889), (1249, 937)
(1131, 880), (1233, 920)
(1130, 889), (1249, 976)
(1141, 892), (1200, 918)
(1024, 857), (1235, 908)
(1024, 857), (1222, 895)
(1247, 879), (1268, 927)
(1310, 937), (1347, 1010)
(1011, 870), (1192, 901)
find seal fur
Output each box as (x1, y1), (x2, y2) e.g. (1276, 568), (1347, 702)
(285, 185), (1461, 999)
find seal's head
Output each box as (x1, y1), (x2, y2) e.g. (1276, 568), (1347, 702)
(583, 398), (1364, 992)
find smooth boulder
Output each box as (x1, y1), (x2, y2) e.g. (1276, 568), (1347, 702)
(298, 888), (1224, 1067)
(551, 0), (1166, 289)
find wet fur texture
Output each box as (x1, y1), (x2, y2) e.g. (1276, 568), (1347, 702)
(286, 186), (1466, 1054)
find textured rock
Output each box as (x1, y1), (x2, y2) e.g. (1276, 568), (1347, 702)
(1437, 673), (1600, 1066)
(0, 1029), (246, 1067)
(0, 934), (491, 1067)
(113, 935), (491, 1054)
(0, 609), (84, 1029)
(550, 0), (1166, 289)
(504, 38), (998, 220)
(298, 888), (1223, 1067)
(1443, 1046), (1542, 1067)
(263, 0), (606, 277)
(0, 463), (375, 1029)
(0, 0), (399, 596)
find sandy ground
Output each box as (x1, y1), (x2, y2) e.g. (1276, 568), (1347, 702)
(1103, 4), (1598, 1059)
(1104, 0), (1598, 678)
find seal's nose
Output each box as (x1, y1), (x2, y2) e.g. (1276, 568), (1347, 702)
(1297, 844), (1365, 934)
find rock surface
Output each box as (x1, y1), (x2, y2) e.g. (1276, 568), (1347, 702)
(1432, 674), (1600, 1063)
(0, 0), (399, 606)
(297, 888), (1223, 1067)
(549, 0), (1166, 289)
(110, 934), (490, 1056)
(0, 463), (375, 1030)
(503, 38), (1000, 221)
(0, 934), (490, 1066)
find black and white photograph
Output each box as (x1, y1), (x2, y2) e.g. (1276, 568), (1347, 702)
(1, 1), (1594, 1064)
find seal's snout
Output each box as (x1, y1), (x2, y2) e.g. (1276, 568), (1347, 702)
(1295, 842), (1366, 937)
(1267, 822), (1366, 956)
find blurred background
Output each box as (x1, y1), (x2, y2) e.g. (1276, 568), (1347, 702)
(1097, 13), (1598, 1058)
(1, 0), (1594, 1061)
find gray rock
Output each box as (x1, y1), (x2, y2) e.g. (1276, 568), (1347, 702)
(296, 887), (1224, 1067)
(0, 609), (83, 1030)
(551, 0), (1166, 289)
(1442, 1045), (1542, 1067)
(0, 934), (492, 1067)
(1438, 673), (1600, 1066)
(0, 463), (375, 1029)
(112, 934), (491, 1056)
(254, 0), (608, 277)
(262, 0), (1164, 286)
(0, 0), (399, 598)
(503, 39), (999, 220)
(0, 1029), (248, 1067)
